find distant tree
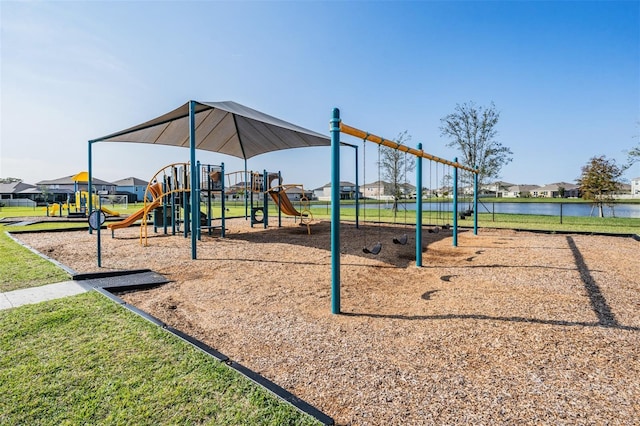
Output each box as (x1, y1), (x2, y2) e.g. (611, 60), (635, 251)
(38, 185), (52, 204)
(627, 121), (640, 166)
(558, 186), (566, 198)
(378, 131), (415, 215)
(0, 177), (22, 184)
(576, 156), (624, 217)
(628, 142), (640, 167)
(440, 101), (513, 186)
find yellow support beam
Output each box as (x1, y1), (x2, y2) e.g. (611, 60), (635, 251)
(339, 122), (477, 173)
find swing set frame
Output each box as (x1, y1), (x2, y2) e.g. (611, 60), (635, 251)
(330, 107), (479, 314)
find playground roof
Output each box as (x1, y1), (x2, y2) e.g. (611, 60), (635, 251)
(92, 101), (330, 159)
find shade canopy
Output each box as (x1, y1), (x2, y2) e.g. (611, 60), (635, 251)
(71, 171), (89, 182)
(92, 101), (330, 159)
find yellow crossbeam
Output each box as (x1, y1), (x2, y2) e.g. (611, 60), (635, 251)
(339, 122), (477, 173)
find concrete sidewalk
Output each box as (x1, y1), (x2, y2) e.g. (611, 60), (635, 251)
(0, 281), (91, 311)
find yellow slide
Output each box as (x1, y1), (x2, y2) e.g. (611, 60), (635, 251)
(100, 206), (120, 217)
(107, 183), (162, 230)
(106, 199), (160, 230)
(268, 190), (303, 217)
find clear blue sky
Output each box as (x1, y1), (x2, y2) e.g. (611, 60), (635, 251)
(2, 1), (639, 190)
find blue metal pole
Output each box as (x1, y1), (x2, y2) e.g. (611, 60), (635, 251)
(97, 195), (102, 267)
(330, 108), (341, 314)
(474, 167), (479, 235)
(278, 171), (282, 228)
(189, 100), (198, 259)
(88, 141), (93, 234)
(263, 169), (268, 229)
(453, 157), (458, 247)
(197, 161), (201, 241)
(355, 145), (359, 229)
(244, 159), (248, 220)
(206, 164), (212, 236)
(416, 143), (423, 267)
(221, 162), (226, 237)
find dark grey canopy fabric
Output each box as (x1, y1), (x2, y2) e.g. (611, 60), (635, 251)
(93, 101), (330, 159)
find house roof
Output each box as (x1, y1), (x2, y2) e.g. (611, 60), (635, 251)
(486, 181), (515, 187)
(36, 175), (115, 186)
(538, 182), (578, 191)
(0, 182), (35, 194)
(507, 184), (541, 192)
(112, 177), (148, 186)
(318, 181), (356, 189)
(92, 100), (330, 160)
(361, 180), (389, 188)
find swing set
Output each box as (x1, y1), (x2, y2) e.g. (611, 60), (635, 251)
(329, 107), (479, 314)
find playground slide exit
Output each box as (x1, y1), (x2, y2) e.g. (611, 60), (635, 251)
(268, 190), (303, 217)
(107, 183), (163, 231)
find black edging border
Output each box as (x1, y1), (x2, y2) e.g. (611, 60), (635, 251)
(94, 282), (334, 425)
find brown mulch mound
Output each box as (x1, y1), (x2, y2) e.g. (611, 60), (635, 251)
(16, 218), (640, 425)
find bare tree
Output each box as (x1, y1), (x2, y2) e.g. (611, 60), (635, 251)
(439, 101), (512, 186)
(577, 156), (624, 217)
(378, 131), (415, 215)
(628, 122), (640, 166)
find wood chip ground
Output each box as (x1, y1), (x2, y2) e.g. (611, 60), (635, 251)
(15, 218), (640, 425)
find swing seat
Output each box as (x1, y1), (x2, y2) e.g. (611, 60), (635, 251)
(393, 234), (408, 245)
(363, 242), (382, 255)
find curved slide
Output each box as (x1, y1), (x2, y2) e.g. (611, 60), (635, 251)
(100, 206), (120, 217)
(107, 183), (162, 231)
(268, 190), (303, 217)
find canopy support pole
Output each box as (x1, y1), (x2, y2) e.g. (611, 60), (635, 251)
(189, 101), (198, 259)
(88, 140), (93, 235)
(244, 159), (248, 220)
(330, 108), (341, 315)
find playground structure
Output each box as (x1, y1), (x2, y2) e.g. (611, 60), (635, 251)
(44, 190), (120, 218)
(106, 162), (226, 245)
(329, 107), (479, 314)
(105, 161), (312, 244)
(242, 170), (313, 234)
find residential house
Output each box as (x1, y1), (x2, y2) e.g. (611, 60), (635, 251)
(537, 182), (580, 198)
(481, 181), (515, 197)
(33, 175), (118, 206)
(113, 177), (149, 202)
(361, 180), (389, 199)
(501, 184), (541, 198)
(0, 181), (38, 206)
(36, 175), (116, 198)
(631, 177), (640, 198)
(314, 181), (360, 201)
(279, 186), (314, 201)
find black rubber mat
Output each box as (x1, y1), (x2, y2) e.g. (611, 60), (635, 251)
(74, 270), (170, 290)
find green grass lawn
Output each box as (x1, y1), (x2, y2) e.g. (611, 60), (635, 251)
(0, 292), (320, 426)
(0, 224), (70, 292)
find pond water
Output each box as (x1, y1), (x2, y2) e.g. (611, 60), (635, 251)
(362, 201), (640, 218)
